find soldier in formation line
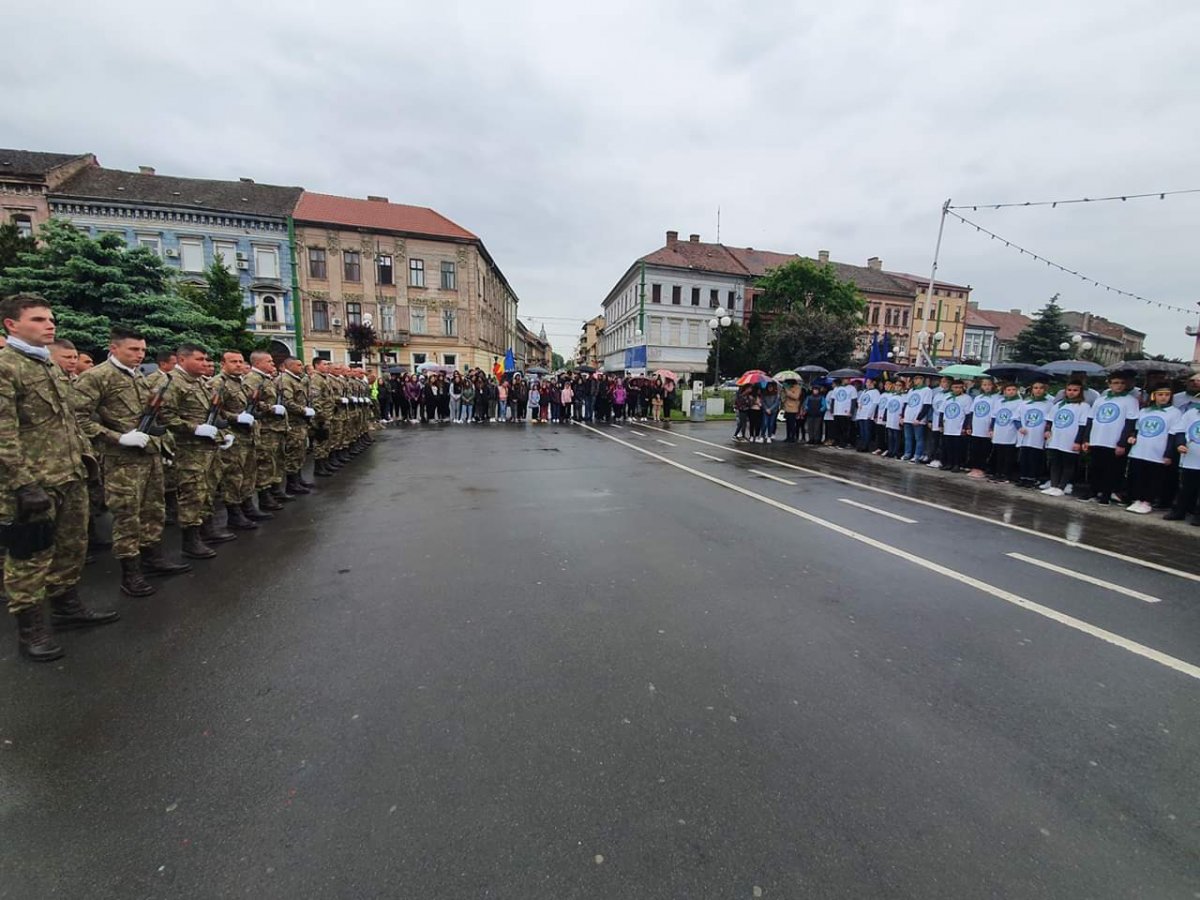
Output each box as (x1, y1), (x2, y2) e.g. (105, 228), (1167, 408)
(0, 293), (377, 662)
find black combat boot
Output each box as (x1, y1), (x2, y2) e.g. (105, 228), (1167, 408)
(258, 488), (284, 512)
(48, 586), (120, 630)
(315, 458), (334, 477)
(200, 517), (237, 543)
(327, 454), (345, 469)
(182, 526), (217, 560)
(87, 517), (112, 551)
(16, 605), (64, 661)
(297, 470), (316, 489)
(242, 497), (273, 521)
(225, 502), (259, 530)
(273, 480), (296, 503)
(140, 542), (192, 576)
(119, 556), (157, 597)
(286, 473), (311, 495)
(164, 491), (179, 526)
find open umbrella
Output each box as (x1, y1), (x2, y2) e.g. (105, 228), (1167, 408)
(939, 363), (988, 379)
(985, 363), (1045, 383)
(1039, 359), (1107, 377)
(863, 361), (902, 373)
(1106, 359), (1193, 377)
(897, 366), (939, 378)
(576, 364), (597, 373)
(736, 369), (771, 386)
(796, 364), (829, 375)
(774, 370), (802, 382)
(386, 365), (408, 375)
(828, 368), (864, 379)
(526, 366), (549, 375)
(654, 368), (678, 382)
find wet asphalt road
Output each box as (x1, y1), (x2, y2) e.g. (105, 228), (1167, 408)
(1, 420), (1198, 899)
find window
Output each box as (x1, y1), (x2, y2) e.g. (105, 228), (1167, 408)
(411, 306), (427, 334)
(261, 294), (279, 324)
(254, 246), (279, 279)
(648, 317), (662, 343)
(214, 241), (238, 274)
(651, 283), (662, 304)
(308, 247), (327, 279)
(179, 238), (204, 273)
(312, 300), (330, 331)
(13, 215), (33, 239)
(442, 308), (457, 336)
(443, 353), (457, 368)
(409, 258), (425, 287)
(671, 285), (681, 305)
(710, 289), (719, 308)
(377, 254), (393, 286)
(691, 287), (700, 306)
(441, 261), (456, 290)
(954, 309), (961, 322)
(343, 250), (361, 282)
(902, 310), (909, 327)
(380, 305), (395, 333)
(412, 352), (427, 367)
(728, 290), (737, 309)
(136, 235), (161, 256)
(314, 349), (332, 362)
(669, 319), (682, 344)
(871, 306), (880, 325)
(346, 302), (362, 326)
(688, 321), (701, 346)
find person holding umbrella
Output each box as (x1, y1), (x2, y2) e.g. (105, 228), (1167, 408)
(780, 377), (803, 443)
(761, 381), (781, 443)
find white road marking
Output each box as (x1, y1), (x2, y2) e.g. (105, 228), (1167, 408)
(1006, 552), (1163, 604)
(629, 430), (647, 437)
(693, 451), (725, 462)
(664, 430), (1200, 584)
(837, 498), (918, 524)
(580, 423), (1200, 683)
(749, 469), (797, 486)
(655, 438), (678, 447)
(611, 424), (623, 429)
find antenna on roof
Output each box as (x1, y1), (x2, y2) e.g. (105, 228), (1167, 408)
(716, 206), (721, 243)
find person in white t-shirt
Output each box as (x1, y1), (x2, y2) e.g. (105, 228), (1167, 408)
(966, 377), (1000, 478)
(854, 377), (880, 452)
(901, 375), (933, 461)
(937, 380), (972, 471)
(1171, 373), (1200, 411)
(1126, 384), (1182, 514)
(1042, 381), (1091, 497)
(883, 383), (905, 458)
(1166, 396), (1200, 523)
(926, 376), (951, 468)
(1082, 372), (1141, 505)
(989, 382), (1023, 482)
(1016, 380), (1053, 487)
(829, 379), (858, 448)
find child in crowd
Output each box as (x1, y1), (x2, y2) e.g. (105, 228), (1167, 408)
(989, 382), (1022, 482)
(1167, 396), (1200, 523)
(528, 382), (541, 424)
(927, 375), (951, 467)
(829, 379), (858, 448)
(1042, 380), (1090, 497)
(902, 374), (932, 462)
(1082, 372), (1140, 505)
(967, 376), (999, 478)
(855, 378), (880, 452)
(1125, 384), (1181, 514)
(1016, 380), (1053, 488)
(936, 379), (971, 472)
(884, 384), (904, 458)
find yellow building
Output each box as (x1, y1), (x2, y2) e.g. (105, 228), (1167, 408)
(886, 271), (973, 363)
(576, 315), (605, 366)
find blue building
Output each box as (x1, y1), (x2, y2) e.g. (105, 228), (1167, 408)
(48, 164), (303, 355)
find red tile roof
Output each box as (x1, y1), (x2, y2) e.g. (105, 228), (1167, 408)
(964, 310), (997, 328)
(973, 309), (1031, 342)
(294, 191), (476, 241)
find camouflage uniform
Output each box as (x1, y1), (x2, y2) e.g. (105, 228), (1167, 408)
(280, 370), (309, 476)
(332, 375), (349, 451)
(72, 358), (166, 559)
(0, 345), (94, 612)
(146, 368), (177, 495)
(160, 368), (220, 528)
(311, 371), (335, 463)
(210, 371), (256, 504)
(243, 367), (287, 490)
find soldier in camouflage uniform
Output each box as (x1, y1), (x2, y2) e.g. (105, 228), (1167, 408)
(0, 294), (119, 661)
(311, 358), (337, 477)
(279, 357), (314, 496)
(242, 351), (289, 511)
(210, 350), (270, 530)
(160, 343), (236, 560)
(73, 326), (192, 598)
(145, 350), (178, 524)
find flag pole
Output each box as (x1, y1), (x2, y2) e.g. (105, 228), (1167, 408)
(917, 199), (950, 366)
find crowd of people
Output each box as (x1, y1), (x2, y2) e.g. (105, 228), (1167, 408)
(373, 371), (682, 425)
(0, 292), (379, 663)
(731, 370), (1200, 522)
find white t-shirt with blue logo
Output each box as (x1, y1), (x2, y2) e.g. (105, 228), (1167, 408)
(885, 394), (904, 430)
(970, 393), (1000, 436)
(1171, 407), (1200, 471)
(830, 384), (858, 417)
(1130, 406), (1181, 464)
(1088, 392), (1140, 448)
(903, 387), (932, 424)
(855, 388), (880, 421)
(990, 398), (1022, 445)
(1016, 398), (1053, 449)
(940, 394), (970, 437)
(1047, 401), (1091, 453)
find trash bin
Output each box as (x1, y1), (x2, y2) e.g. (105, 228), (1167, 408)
(689, 398), (706, 422)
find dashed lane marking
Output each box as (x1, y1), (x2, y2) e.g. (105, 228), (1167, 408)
(693, 451), (725, 462)
(749, 469), (797, 486)
(1007, 552), (1163, 604)
(837, 498), (918, 524)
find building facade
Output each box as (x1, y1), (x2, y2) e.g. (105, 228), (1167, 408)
(969, 306), (1032, 364)
(576, 315), (605, 366)
(1060, 310), (1145, 366)
(517, 319), (552, 369)
(882, 271), (972, 363)
(48, 164), (303, 355)
(960, 309), (1000, 364)
(293, 192), (518, 372)
(0, 148), (95, 238)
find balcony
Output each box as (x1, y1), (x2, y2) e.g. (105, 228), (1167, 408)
(248, 319), (292, 332)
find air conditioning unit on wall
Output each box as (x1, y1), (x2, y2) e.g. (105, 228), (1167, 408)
(236, 260), (249, 270)
(331, 317), (343, 327)
(164, 248), (179, 258)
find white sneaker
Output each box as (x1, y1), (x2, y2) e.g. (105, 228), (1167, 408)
(1046, 487), (1065, 497)
(1063, 484), (1073, 495)
(928, 459), (943, 469)
(1039, 481), (1052, 491)
(1127, 500), (1152, 514)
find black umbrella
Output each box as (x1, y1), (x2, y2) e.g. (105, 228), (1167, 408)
(1040, 359), (1106, 377)
(526, 366), (549, 375)
(796, 364), (829, 375)
(576, 364), (597, 373)
(386, 365), (408, 374)
(1106, 359), (1192, 377)
(897, 366), (939, 377)
(828, 368), (864, 378)
(985, 362), (1046, 384)
(863, 361), (902, 373)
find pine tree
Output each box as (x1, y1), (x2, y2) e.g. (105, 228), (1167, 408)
(0, 220), (36, 276)
(1012, 294), (1071, 365)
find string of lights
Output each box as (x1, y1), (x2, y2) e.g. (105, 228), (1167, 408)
(947, 210), (1197, 315)
(948, 187), (1200, 211)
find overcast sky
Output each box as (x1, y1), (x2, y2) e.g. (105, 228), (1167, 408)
(6, 0), (1199, 357)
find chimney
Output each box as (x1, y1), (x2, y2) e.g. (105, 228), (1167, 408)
(1010, 308), (1022, 315)
(239, 177), (255, 184)
(867, 256), (882, 271)
(818, 250), (830, 264)
(138, 166), (155, 175)
(367, 195), (389, 203)
(968, 300), (979, 310)
(666, 230), (679, 245)
(688, 233), (700, 242)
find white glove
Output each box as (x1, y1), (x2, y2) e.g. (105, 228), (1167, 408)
(194, 424), (219, 440)
(303, 406), (316, 418)
(118, 430), (150, 449)
(220, 433), (235, 450)
(341, 397), (350, 406)
(272, 404), (287, 416)
(236, 412), (255, 426)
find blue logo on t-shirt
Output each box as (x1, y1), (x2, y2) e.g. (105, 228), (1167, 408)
(1189, 421), (1200, 444)
(1139, 415), (1166, 438)
(835, 389), (848, 402)
(907, 394), (921, 407)
(973, 400), (991, 418)
(888, 398), (902, 412)
(1024, 409), (1045, 427)
(995, 408), (1014, 427)
(1054, 409), (1076, 429)
(945, 401), (964, 419)
(1095, 401), (1121, 424)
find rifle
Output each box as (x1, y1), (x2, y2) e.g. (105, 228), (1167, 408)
(137, 377), (170, 436)
(204, 383), (229, 430)
(239, 383), (262, 430)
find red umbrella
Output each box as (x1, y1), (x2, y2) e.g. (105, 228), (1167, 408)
(654, 368), (678, 382)
(736, 369), (771, 386)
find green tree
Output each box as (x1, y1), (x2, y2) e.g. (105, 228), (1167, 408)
(194, 256), (252, 352)
(0, 218), (235, 355)
(551, 351), (565, 370)
(754, 258), (865, 319)
(705, 316), (763, 382)
(1012, 294), (1071, 365)
(760, 309), (858, 372)
(0, 220), (36, 276)
(344, 322), (377, 363)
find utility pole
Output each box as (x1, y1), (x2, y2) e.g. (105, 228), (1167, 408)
(918, 199), (950, 366)
(287, 216), (305, 360)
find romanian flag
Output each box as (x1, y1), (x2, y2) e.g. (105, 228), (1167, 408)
(494, 348), (515, 381)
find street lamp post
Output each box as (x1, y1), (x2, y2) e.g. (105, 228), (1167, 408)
(708, 307), (732, 386)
